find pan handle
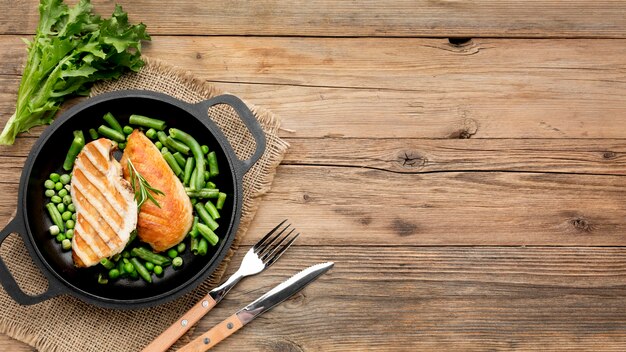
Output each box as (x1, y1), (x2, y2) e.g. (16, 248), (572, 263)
(193, 95), (266, 176)
(0, 216), (62, 305)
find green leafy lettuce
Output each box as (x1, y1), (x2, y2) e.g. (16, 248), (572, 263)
(0, 0), (150, 145)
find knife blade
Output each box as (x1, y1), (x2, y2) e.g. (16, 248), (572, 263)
(178, 262), (334, 352)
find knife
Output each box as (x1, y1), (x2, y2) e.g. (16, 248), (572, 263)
(177, 262), (334, 352)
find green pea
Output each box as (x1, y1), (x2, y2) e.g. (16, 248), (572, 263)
(177, 242), (186, 253)
(123, 125), (133, 135)
(108, 269), (120, 279)
(118, 142), (126, 149)
(154, 141), (163, 149)
(66, 219), (75, 229)
(54, 182), (63, 191)
(51, 196), (62, 204)
(153, 265), (163, 276)
(68, 203), (76, 213)
(56, 203), (66, 213)
(58, 189), (68, 198)
(201, 145), (209, 154)
(145, 262), (155, 271)
(44, 180), (55, 189)
(61, 211), (72, 221)
(49, 173), (60, 182)
(63, 195), (72, 205)
(172, 257), (183, 267)
(65, 229), (74, 239)
(49, 225), (60, 236)
(55, 233), (66, 243)
(60, 174), (71, 184)
(45, 190), (56, 198)
(61, 239), (72, 251)
(72, 213), (77, 221)
(167, 249), (178, 259)
(124, 262), (134, 274)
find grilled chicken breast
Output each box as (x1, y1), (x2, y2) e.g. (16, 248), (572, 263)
(121, 130), (193, 252)
(70, 138), (137, 267)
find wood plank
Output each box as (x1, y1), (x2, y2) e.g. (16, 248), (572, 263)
(1, 0), (626, 38)
(191, 246), (626, 351)
(0, 37), (625, 139)
(2, 164), (625, 246)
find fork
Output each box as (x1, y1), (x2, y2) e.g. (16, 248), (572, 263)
(142, 220), (299, 352)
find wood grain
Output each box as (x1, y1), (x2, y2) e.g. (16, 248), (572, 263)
(1, 1), (626, 38)
(0, 37), (625, 139)
(188, 246), (626, 351)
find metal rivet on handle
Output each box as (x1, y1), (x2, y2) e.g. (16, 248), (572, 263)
(204, 338), (210, 345)
(202, 300), (209, 308)
(181, 319), (188, 327)
(227, 322), (234, 329)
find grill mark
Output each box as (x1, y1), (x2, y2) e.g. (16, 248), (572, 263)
(81, 148), (129, 209)
(73, 187), (121, 251)
(73, 169), (124, 229)
(73, 230), (97, 266)
(80, 210), (122, 248)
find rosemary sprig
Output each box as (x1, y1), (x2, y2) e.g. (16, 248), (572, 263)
(127, 159), (165, 209)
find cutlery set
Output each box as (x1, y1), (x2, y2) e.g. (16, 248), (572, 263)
(143, 220), (333, 352)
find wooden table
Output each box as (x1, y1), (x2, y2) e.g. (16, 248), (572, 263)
(1, 1), (626, 350)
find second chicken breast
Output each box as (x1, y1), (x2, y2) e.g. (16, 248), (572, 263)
(121, 130), (193, 252)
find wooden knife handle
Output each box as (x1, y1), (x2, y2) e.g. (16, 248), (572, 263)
(142, 295), (217, 352)
(177, 313), (243, 352)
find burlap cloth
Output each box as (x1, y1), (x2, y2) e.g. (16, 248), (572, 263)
(0, 57), (289, 352)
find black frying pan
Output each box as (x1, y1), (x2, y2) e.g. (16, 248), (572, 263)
(0, 90), (265, 309)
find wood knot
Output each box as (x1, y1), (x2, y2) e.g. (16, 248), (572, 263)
(398, 151), (427, 169)
(284, 292), (306, 308)
(265, 338), (305, 352)
(302, 193), (310, 202)
(570, 217), (594, 232)
(195, 53), (202, 59)
(602, 151), (617, 160)
(448, 37), (473, 47)
(449, 117), (479, 139)
(392, 218), (418, 237)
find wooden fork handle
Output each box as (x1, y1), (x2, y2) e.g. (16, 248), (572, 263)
(177, 313), (244, 352)
(142, 295), (217, 352)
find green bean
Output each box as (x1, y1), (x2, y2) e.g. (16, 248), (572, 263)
(126, 230), (137, 248)
(153, 265), (163, 276)
(189, 168), (197, 190)
(68, 203), (76, 213)
(117, 260), (126, 277)
(204, 171), (210, 181)
(144, 262), (154, 271)
(122, 251), (130, 259)
(45, 189), (55, 197)
(60, 174), (71, 185)
(173, 152), (186, 168)
(190, 236), (200, 254)
(156, 131), (169, 148)
(189, 217), (199, 238)
(205, 200), (220, 220)
(61, 211), (72, 221)
(63, 195), (72, 205)
(108, 268), (120, 279)
(66, 219), (75, 229)
(169, 128), (205, 190)
(201, 145), (209, 154)
(44, 180), (55, 189)
(56, 203), (65, 213)
(46, 203), (64, 232)
(123, 125), (133, 135)
(166, 137), (190, 155)
(172, 257), (183, 267)
(154, 141), (163, 149)
(183, 157), (195, 186)
(61, 239), (71, 251)
(63, 130), (85, 171)
(196, 238), (208, 256)
(197, 223), (219, 246)
(65, 229), (74, 239)
(185, 188), (220, 199)
(216, 192), (227, 210)
(88, 128), (99, 140)
(194, 203), (218, 231)
(55, 233), (65, 243)
(190, 198), (197, 206)
(161, 147), (168, 154)
(97, 125), (125, 143)
(177, 242), (186, 253)
(103, 112), (123, 134)
(50, 173), (60, 182)
(145, 128), (157, 139)
(206, 181), (216, 189)
(58, 189), (68, 198)
(130, 257), (152, 283)
(207, 151), (219, 178)
(97, 273), (108, 285)
(54, 182), (63, 191)
(49, 225), (60, 236)
(162, 151), (183, 177)
(130, 247), (172, 266)
(129, 114), (166, 131)
(100, 258), (115, 270)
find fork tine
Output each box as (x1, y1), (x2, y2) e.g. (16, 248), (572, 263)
(260, 228), (295, 260)
(253, 219), (288, 251)
(264, 233), (300, 267)
(255, 223), (291, 256)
